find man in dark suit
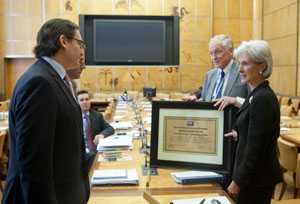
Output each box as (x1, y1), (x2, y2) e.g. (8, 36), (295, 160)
(2, 18), (89, 204)
(183, 34), (248, 104)
(77, 90), (115, 171)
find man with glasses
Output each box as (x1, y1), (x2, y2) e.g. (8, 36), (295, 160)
(183, 34), (248, 105)
(2, 18), (89, 204)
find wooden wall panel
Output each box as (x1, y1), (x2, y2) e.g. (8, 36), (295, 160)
(5, 58), (35, 98)
(253, 0), (263, 39)
(264, 0), (296, 14)
(0, 3), (4, 99)
(263, 3), (297, 39)
(268, 36), (297, 66)
(2, 0), (253, 97)
(270, 66), (296, 96)
(262, 0), (298, 96)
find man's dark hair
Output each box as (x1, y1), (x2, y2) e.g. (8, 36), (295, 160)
(33, 18), (79, 58)
(77, 90), (89, 97)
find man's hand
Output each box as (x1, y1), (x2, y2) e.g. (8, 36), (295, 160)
(93, 134), (105, 145)
(182, 94), (197, 101)
(227, 180), (240, 198)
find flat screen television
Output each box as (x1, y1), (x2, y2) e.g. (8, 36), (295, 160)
(79, 15), (179, 66)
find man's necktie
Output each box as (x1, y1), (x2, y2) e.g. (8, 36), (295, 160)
(83, 113), (96, 152)
(63, 75), (75, 98)
(214, 70), (225, 99)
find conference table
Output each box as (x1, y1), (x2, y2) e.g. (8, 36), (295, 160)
(89, 139), (234, 204)
(88, 99), (234, 204)
(0, 119), (8, 133)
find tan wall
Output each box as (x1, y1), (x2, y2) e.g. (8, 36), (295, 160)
(1, 0), (253, 97)
(255, 0), (299, 96)
(0, 0), (5, 99)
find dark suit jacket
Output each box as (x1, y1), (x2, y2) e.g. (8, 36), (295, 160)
(89, 110), (114, 139)
(2, 58), (89, 204)
(232, 81), (282, 189)
(195, 61), (248, 101)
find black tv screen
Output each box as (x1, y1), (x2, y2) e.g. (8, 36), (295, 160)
(94, 20), (166, 63)
(80, 15), (179, 66)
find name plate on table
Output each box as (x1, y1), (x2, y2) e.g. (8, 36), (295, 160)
(150, 101), (235, 174)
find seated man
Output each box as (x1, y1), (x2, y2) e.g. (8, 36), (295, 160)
(77, 90), (115, 171)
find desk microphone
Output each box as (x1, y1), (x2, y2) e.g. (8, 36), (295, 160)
(145, 151), (151, 188)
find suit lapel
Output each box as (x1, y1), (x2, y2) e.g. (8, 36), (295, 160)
(235, 81), (269, 117)
(206, 70), (218, 100)
(236, 98), (250, 117)
(40, 58), (79, 108)
(223, 62), (239, 96)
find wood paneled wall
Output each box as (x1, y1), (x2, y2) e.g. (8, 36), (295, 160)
(256, 0), (299, 96)
(0, 0), (5, 99)
(0, 0), (253, 98)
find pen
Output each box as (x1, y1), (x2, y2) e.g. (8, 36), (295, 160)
(199, 198), (206, 204)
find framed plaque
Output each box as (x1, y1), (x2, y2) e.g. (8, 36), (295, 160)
(150, 101), (235, 173)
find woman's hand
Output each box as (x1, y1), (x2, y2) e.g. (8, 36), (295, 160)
(214, 96), (237, 110)
(227, 181), (240, 198)
(224, 130), (238, 141)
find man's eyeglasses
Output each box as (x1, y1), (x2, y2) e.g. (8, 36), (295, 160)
(72, 38), (86, 49)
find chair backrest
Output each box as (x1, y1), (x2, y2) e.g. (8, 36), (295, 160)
(280, 105), (295, 117)
(278, 137), (298, 172)
(0, 131), (7, 158)
(291, 98), (300, 113)
(281, 97), (292, 106)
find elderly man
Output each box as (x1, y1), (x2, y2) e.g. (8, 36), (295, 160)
(2, 18), (89, 204)
(184, 34), (248, 104)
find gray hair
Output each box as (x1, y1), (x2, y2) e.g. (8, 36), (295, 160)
(234, 40), (272, 79)
(209, 34), (233, 50)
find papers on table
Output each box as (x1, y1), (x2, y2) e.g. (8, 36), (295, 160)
(143, 117), (152, 125)
(281, 116), (292, 121)
(280, 127), (290, 134)
(98, 152), (132, 162)
(171, 171), (223, 184)
(171, 196), (231, 204)
(97, 135), (133, 152)
(113, 115), (124, 121)
(110, 121), (133, 130)
(91, 169), (139, 185)
(92, 169), (127, 179)
(0, 127), (8, 132)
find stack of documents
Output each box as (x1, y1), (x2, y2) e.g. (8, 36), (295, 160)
(91, 169), (139, 185)
(97, 135), (133, 152)
(171, 196), (231, 204)
(171, 171), (223, 184)
(110, 121), (133, 130)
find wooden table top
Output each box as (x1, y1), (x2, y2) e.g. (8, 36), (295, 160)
(90, 140), (221, 196)
(0, 119), (8, 133)
(89, 100), (233, 203)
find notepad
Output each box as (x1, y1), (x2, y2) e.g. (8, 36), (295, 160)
(91, 169), (139, 185)
(171, 196), (231, 204)
(171, 171), (223, 184)
(110, 121), (133, 130)
(92, 169), (127, 180)
(97, 135), (133, 152)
